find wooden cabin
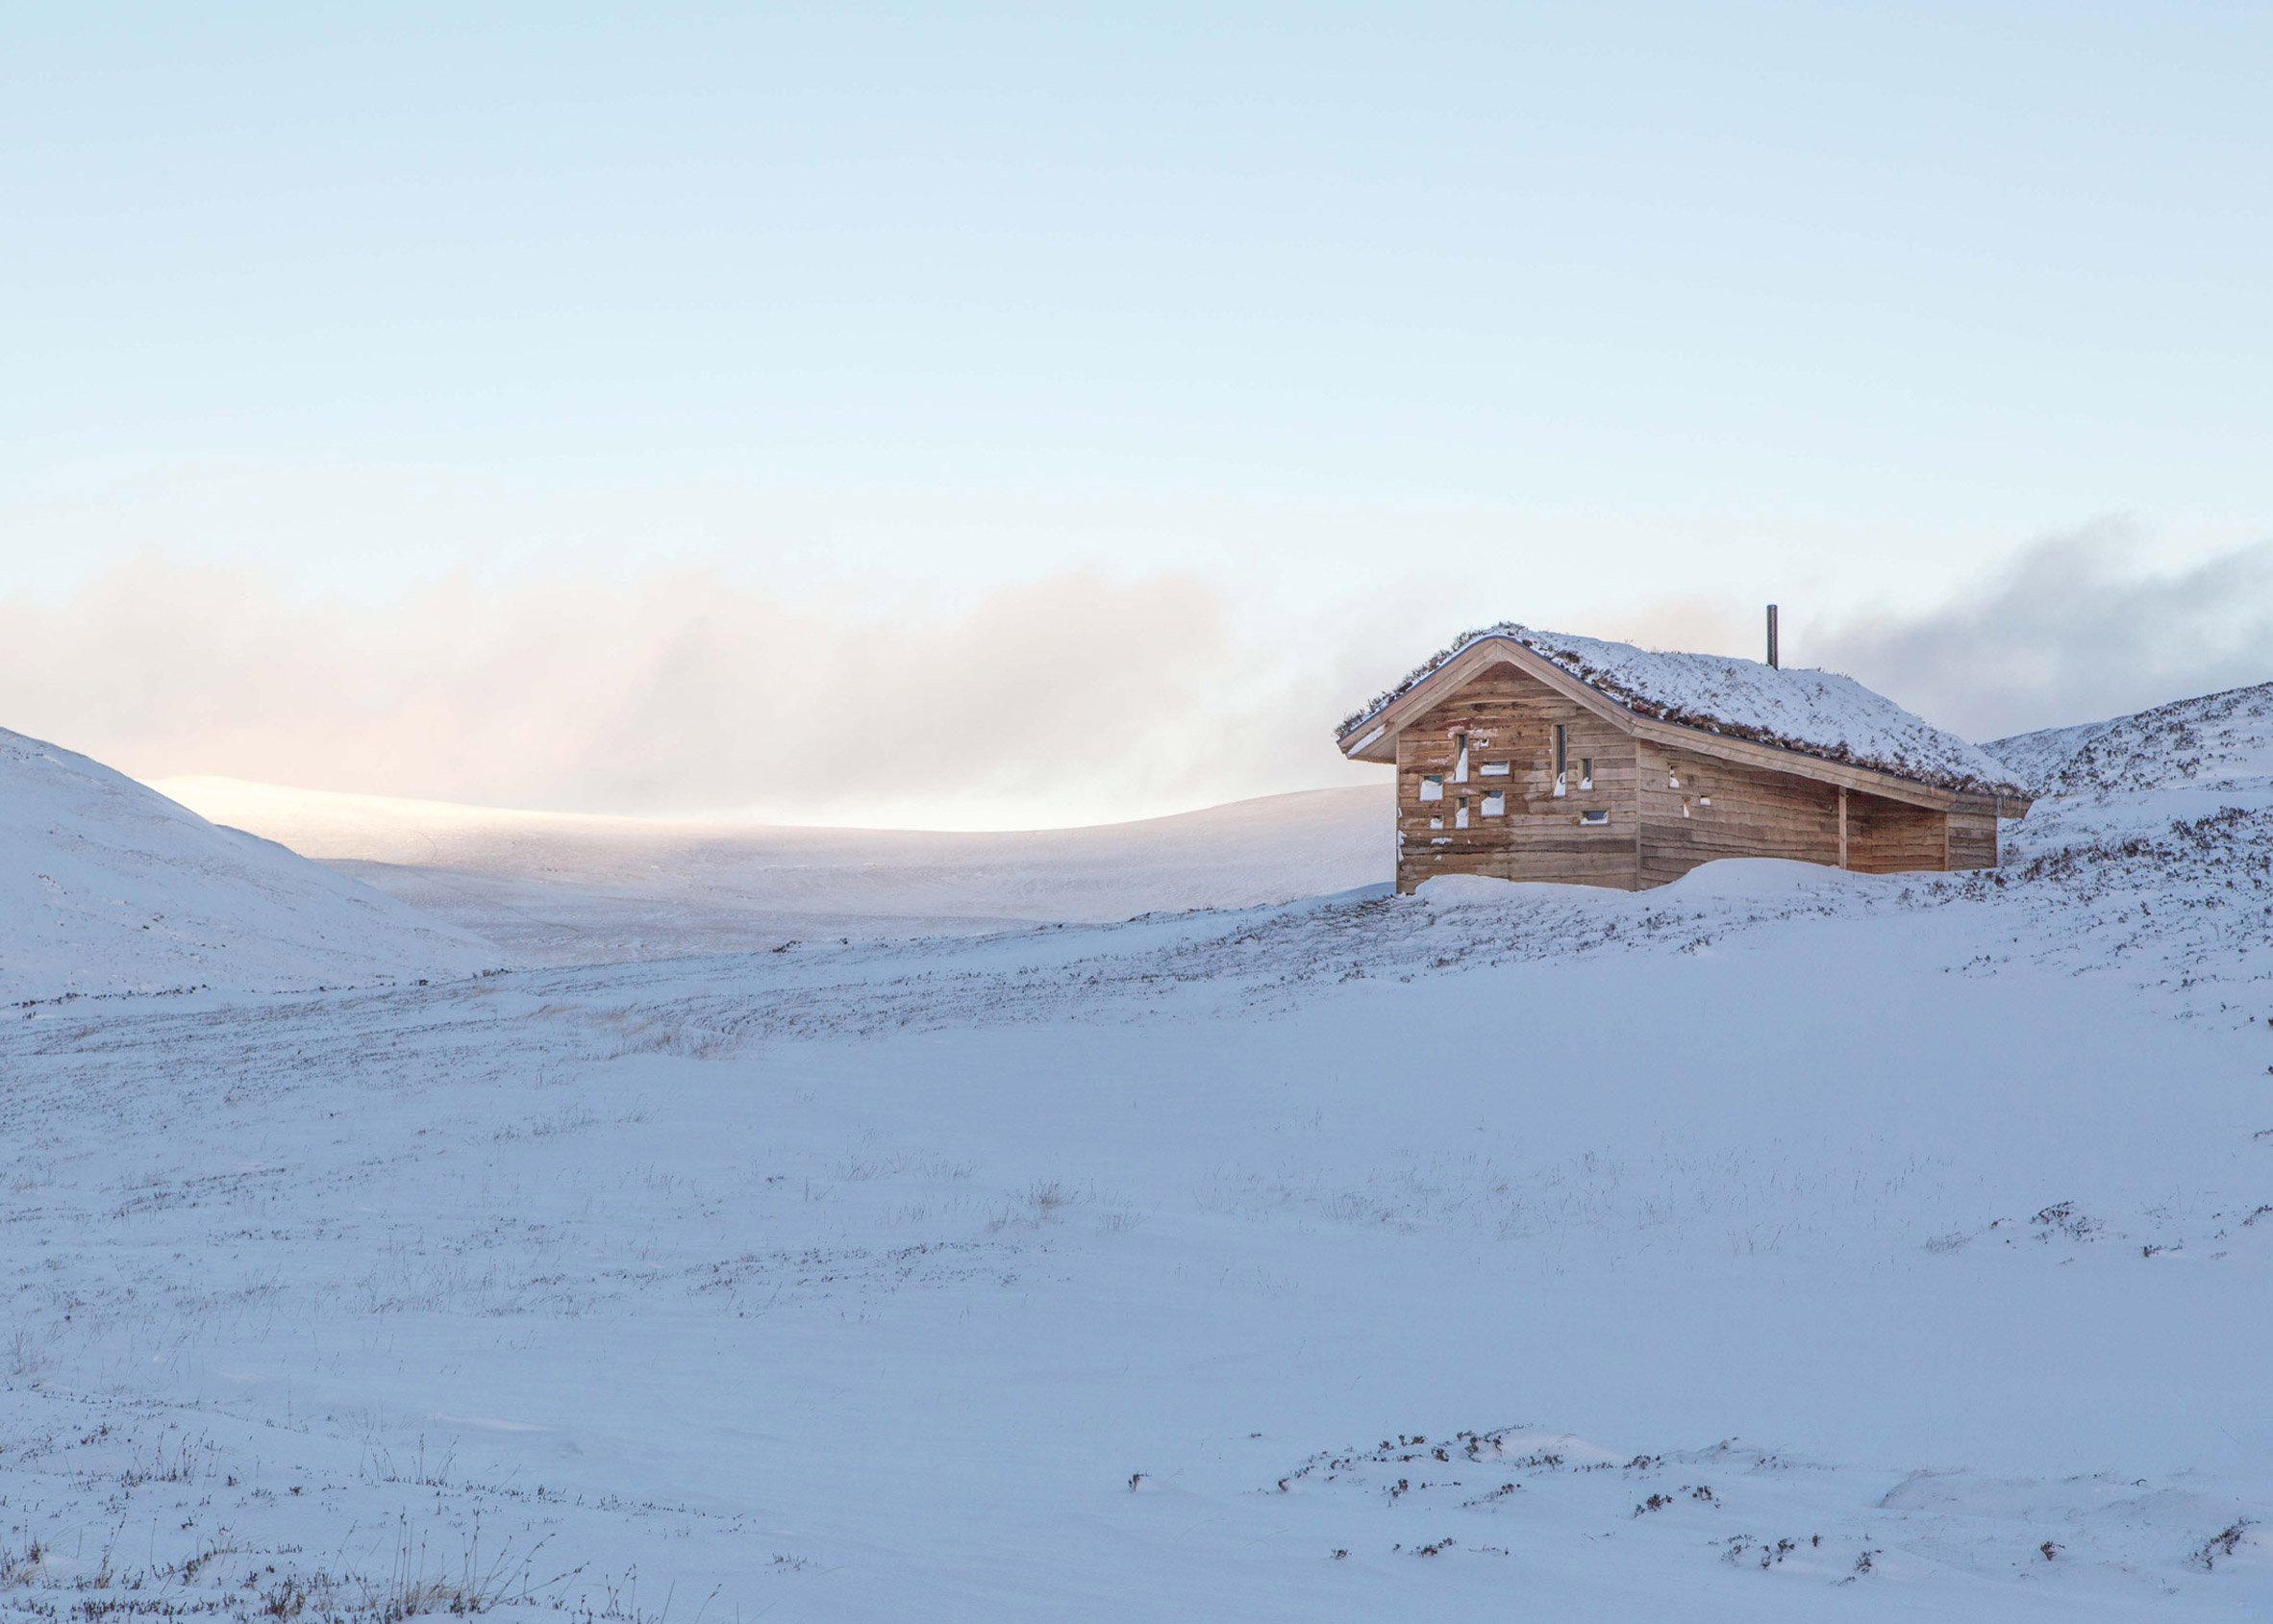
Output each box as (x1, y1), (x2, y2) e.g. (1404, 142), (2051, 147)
(1337, 624), (2032, 894)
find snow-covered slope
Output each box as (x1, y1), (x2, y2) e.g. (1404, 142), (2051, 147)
(1988, 679), (2273, 797)
(0, 728), (494, 1001)
(151, 776), (1391, 964)
(8, 687), (2271, 1618)
(4, 765), (2273, 1618)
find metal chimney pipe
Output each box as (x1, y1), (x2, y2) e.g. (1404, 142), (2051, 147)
(1766, 604), (1780, 669)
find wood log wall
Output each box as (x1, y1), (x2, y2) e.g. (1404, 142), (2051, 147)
(1844, 793), (1947, 874)
(1394, 667), (1637, 891)
(1946, 805), (2000, 870)
(1390, 660), (2001, 892)
(1634, 739), (1843, 887)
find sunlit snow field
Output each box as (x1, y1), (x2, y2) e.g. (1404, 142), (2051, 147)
(7, 694), (2273, 1618)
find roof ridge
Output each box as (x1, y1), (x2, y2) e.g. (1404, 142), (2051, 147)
(1337, 623), (2024, 799)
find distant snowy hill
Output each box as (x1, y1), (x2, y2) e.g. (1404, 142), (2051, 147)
(1, 728), (494, 1002)
(1988, 680), (2273, 797)
(151, 777), (1392, 965)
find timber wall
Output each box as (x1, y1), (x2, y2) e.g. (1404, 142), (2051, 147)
(1635, 739), (1844, 887)
(1390, 662), (1993, 892)
(1947, 804), (1999, 870)
(1393, 666), (1637, 892)
(1845, 793), (1947, 874)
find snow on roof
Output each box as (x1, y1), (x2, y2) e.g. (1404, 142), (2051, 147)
(1336, 623), (2025, 797)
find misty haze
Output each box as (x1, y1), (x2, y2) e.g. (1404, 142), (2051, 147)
(6, 8), (2272, 1621)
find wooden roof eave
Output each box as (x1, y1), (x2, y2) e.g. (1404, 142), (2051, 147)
(1339, 635), (1994, 811)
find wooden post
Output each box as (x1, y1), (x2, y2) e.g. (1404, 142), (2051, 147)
(1837, 787), (1849, 869)
(1635, 793), (1645, 891)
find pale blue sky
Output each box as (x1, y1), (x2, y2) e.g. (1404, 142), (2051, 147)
(4, 5), (2270, 819)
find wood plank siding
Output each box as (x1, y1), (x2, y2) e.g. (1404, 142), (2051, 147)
(1946, 803), (2001, 870)
(1388, 658), (2008, 893)
(1634, 739), (1843, 888)
(1394, 666), (1637, 891)
(1844, 793), (1948, 874)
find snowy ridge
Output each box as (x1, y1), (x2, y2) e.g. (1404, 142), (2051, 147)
(1982, 716), (2122, 794)
(1339, 623), (2023, 797)
(0, 727), (494, 1001)
(1987, 679), (2273, 798)
(152, 776), (1392, 965)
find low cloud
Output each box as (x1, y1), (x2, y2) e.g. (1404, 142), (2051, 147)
(8, 531), (2266, 827)
(1816, 524), (2273, 742)
(0, 559), (1378, 827)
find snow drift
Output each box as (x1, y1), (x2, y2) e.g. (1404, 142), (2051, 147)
(0, 726), (494, 1001)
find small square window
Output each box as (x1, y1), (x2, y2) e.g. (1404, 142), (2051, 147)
(1419, 775), (1443, 803)
(1482, 791), (1505, 816)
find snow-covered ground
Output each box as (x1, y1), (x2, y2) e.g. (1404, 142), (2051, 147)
(0, 730), (491, 1004)
(1992, 679), (2273, 798)
(5, 702), (2272, 1619)
(151, 778), (1390, 964)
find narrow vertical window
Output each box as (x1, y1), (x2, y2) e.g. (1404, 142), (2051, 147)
(1552, 725), (1568, 797)
(1456, 795), (1469, 830)
(1453, 733), (1470, 784)
(1580, 757), (1593, 790)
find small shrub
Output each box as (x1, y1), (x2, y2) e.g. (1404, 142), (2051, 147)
(2192, 1520), (2253, 1570)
